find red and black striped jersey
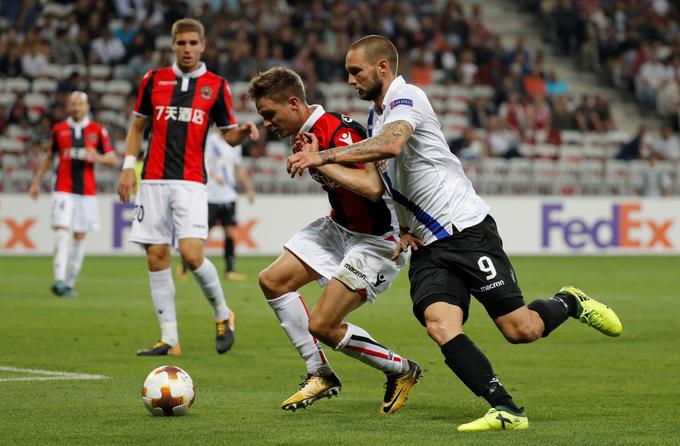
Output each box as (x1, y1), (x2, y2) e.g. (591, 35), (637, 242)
(133, 62), (237, 183)
(303, 106), (393, 235)
(51, 117), (113, 196)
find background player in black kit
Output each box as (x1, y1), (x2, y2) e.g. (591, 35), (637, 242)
(248, 67), (421, 414)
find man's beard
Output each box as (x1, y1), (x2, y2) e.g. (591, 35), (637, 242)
(359, 77), (383, 101)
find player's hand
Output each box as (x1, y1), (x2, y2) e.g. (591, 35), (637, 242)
(29, 183), (40, 200)
(391, 232), (423, 260)
(287, 151), (322, 178)
(239, 122), (260, 141)
(117, 168), (137, 203)
(293, 132), (320, 153)
(84, 150), (99, 163)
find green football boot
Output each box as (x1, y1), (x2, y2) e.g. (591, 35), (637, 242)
(559, 286), (623, 337)
(457, 407), (529, 432)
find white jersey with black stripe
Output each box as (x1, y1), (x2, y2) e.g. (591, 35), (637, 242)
(368, 76), (489, 246)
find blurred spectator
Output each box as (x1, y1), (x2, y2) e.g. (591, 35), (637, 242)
(468, 96), (495, 129)
(449, 127), (484, 161)
(523, 64), (546, 97)
(91, 29), (126, 65)
(7, 95), (29, 125)
(593, 95), (615, 131)
(21, 43), (48, 78)
(498, 90), (526, 133)
(457, 49), (478, 86)
(550, 95), (575, 133)
(545, 70), (568, 97)
(50, 28), (85, 65)
(574, 95), (604, 132)
(112, 17), (139, 48)
(642, 151), (673, 196)
(484, 116), (522, 159)
(637, 51), (672, 110)
(525, 94), (551, 131)
(616, 127), (647, 160)
(650, 125), (680, 160)
(0, 45), (24, 77)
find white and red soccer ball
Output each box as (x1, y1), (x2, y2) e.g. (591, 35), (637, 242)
(141, 365), (195, 416)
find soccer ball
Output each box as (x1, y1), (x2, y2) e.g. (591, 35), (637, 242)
(141, 365), (195, 416)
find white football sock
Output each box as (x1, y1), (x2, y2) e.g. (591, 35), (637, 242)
(268, 291), (329, 375)
(335, 322), (405, 375)
(65, 238), (86, 288)
(149, 269), (178, 346)
(53, 229), (70, 282)
(191, 258), (230, 321)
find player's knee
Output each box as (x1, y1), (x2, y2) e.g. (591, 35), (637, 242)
(180, 252), (203, 270)
(258, 269), (284, 298)
(308, 316), (333, 345)
(425, 320), (460, 346)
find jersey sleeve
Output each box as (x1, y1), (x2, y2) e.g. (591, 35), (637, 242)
(211, 79), (237, 129)
(97, 125), (114, 154)
(383, 86), (425, 132)
(133, 70), (155, 117)
(330, 117), (366, 168)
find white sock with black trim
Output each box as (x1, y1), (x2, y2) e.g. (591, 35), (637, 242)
(53, 229), (70, 282)
(65, 238), (86, 288)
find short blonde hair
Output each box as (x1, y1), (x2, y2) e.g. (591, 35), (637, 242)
(171, 18), (205, 41)
(349, 35), (398, 74)
(247, 67), (307, 104)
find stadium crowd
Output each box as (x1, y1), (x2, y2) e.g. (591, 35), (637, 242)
(0, 0), (678, 195)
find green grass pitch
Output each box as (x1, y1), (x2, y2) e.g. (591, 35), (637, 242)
(1, 256), (678, 445)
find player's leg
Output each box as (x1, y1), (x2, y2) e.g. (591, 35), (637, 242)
(50, 192), (74, 296)
(173, 182), (234, 353)
(137, 243), (182, 356)
(129, 182), (181, 356)
(62, 232), (86, 297)
(259, 249), (341, 410)
(222, 202), (245, 281)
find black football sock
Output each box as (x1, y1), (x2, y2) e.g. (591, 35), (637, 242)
(553, 290), (579, 317)
(528, 297), (570, 337)
(441, 334), (522, 413)
(225, 238), (235, 272)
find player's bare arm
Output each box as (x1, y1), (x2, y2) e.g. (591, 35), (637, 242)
(287, 120), (413, 177)
(29, 151), (54, 200)
(85, 150), (118, 166)
(235, 164), (256, 203)
(221, 122), (260, 146)
(117, 115), (149, 203)
(318, 162), (385, 202)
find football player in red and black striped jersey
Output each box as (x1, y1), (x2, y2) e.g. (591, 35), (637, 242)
(30, 91), (116, 297)
(116, 18), (259, 357)
(248, 67), (421, 414)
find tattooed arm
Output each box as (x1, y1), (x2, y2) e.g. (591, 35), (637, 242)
(287, 120), (413, 177)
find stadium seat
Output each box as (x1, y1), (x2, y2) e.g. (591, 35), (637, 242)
(89, 80), (108, 94)
(579, 159), (605, 195)
(5, 78), (30, 93)
(107, 80), (133, 95)
(0, 137), (25, 153)
(113, 65), (132, 79)
(560, 130), (584, 145)
(100, 94), (126, 110)
(61, 64), (87, 78)
(604, 159), (631, 195)
(32, 78), (58, 93)
(532, 159), (558, 194)
(0, 92), (17, 107)
(154, 36), (173, 50)
(89, 65), (112, 79)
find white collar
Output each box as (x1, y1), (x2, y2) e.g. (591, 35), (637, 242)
(377, 75), (407, 115)
(300, 104), (326, 133)
(172, 61), (207, 78)
(67, 116), (90, 129)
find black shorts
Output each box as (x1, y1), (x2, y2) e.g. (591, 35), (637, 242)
(208, 202), (237, 228)
(408, 215), (525, 326)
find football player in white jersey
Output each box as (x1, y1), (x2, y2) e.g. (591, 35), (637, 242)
(288, 35), (623, 432)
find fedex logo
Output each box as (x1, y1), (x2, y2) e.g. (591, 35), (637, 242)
(542, 203), (673, 250)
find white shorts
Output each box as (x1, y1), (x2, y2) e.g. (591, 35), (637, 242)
(129, 180), (208, 245)
(284, 216), (408, 303)
(51, 192), (100, 233)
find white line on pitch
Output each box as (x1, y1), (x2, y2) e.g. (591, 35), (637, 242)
(0, 366), (111, 382)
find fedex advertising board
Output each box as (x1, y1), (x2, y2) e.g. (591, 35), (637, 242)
(1, 195), (678, 256)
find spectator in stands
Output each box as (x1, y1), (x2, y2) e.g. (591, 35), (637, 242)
(20, 42), (48, 78)
(468, 96), (495, 129)
(50, 28), (85, 66)
(523, 64), (546, 97)
(545, 70), (568, 97)
(525, 94), (552, 132)
(498, 90), (526, 133)
(449, 127), (484, 161)
(91, 28), (126, 65)
(7, 95), (29, 125)
(550, 95), (575, 135)
(574, 95), (604, 132)
(484, 116), (522, 159)
(0, 44), (24, 78)
(642, 151), (673, 196)
(457, 49), (478, 86)
(637, 50), (672, 110)
(616, 126), (648, 161)
(113, 17), (139, 48)
(593, 95), (615, 131)
(650, 125), (680, 160)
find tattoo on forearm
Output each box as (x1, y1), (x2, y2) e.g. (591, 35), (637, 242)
(322, 121), (412, 164)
